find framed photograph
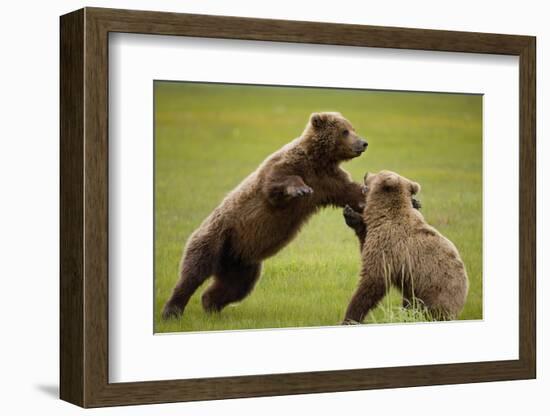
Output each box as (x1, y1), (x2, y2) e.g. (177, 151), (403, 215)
(60, 7), (536, 408)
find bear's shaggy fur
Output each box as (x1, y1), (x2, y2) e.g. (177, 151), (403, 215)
(162, 112), (369, 319)
(342, 170), (469, 323)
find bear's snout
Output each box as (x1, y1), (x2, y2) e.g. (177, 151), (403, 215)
(353, 139), (368, 154)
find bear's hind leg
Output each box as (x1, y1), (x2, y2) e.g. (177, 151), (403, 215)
(162, 243), (216, 320)
(202, 262), (262, 313)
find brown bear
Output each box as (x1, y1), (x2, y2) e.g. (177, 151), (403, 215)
(342, 170), (469, 323)
(162, 112), (369, 319)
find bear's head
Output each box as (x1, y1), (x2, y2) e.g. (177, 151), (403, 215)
(363, 170), (421, 210)
(303, 112), (368, 163)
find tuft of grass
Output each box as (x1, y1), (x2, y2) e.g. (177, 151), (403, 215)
(367, 292), (437, 325)
(154, 82), (483, 333)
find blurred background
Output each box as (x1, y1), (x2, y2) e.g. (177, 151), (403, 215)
(154, 81), (482, 333)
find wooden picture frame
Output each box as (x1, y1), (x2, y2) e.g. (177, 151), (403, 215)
(60, 7), (536, 408)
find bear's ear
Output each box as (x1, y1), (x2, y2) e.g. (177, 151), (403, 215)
(409, 181), (421, 195)
(363, 172), (371, 185)
(310, 112), (327, 129)
(381, 174), (399, 191)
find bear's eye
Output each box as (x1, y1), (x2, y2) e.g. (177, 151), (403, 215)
(342, 129), (349, 137)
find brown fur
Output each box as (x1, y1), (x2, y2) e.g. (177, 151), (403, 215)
(162, 112), (368, 319)
(343, 170), (469, 323)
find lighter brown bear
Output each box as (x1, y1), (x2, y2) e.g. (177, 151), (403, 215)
(342, 170), (469, 323)
(162, 112), (368, 319)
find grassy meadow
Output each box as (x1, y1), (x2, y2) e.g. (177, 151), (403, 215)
(154, 82), (482, 333)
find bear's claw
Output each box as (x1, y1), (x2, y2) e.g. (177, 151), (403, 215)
(341, 318), (361, 325)
(288, 185), (313, 197)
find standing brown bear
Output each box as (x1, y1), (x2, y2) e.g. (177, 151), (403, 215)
(162, 112), (368, 319)
(342, 170), (469, 323)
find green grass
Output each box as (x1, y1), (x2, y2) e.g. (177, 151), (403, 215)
(154, 82), (483, 333)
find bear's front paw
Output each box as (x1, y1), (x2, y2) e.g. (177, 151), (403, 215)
(343, 205), (363, 228)
(287, 184), (313, 198)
